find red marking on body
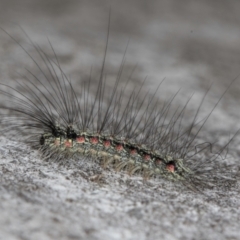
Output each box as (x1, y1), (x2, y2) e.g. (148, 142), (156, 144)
(116, 144), (123, 151)
(130, 149), (137, 155)
(103, 140), (111, 148)
(167, 164), (175, 172)
(76, 136), (85, 143)
(144, 154), (151, 161)
(90, 137), (98, 144)
(64, 140), (72, 148)
(155, 159), (162, 165)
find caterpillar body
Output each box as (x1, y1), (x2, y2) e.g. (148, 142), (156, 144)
(0, 27), (238, 192)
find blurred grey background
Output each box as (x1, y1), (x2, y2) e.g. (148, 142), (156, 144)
(0, 1), (240, 240)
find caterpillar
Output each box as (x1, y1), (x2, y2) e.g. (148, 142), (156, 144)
(0, 26), (238, 193)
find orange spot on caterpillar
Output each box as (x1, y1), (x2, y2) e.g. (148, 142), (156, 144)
(76, 136), (85, 143)
(144, 154), (151, 161)
(64, 140), (72, 148)
(115, 144), (123, 151)
(167, 163), (175, 172)
(103, 140), (111, 148)
(90, 137), (98, 144)
(130, 149), (137, 155)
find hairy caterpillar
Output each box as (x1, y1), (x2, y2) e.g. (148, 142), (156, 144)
(0, 26), (238, 192)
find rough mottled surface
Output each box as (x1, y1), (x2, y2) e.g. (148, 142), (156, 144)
(0, 1), (240, 239)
